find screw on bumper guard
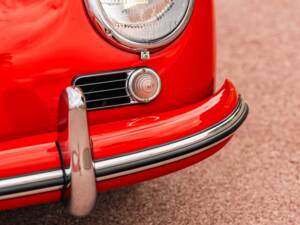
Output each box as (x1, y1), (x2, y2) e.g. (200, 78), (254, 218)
(57, 87), (97, 217)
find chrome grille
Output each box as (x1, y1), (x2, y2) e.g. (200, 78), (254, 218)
(73, 70), (136, 110)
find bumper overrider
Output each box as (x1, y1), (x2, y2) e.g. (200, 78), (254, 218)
(0, 80), (248, 216)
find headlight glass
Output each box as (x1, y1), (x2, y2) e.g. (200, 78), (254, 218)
(85, 0), (194, 51)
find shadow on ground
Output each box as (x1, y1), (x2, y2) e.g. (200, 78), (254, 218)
(0, 185), (143, 225)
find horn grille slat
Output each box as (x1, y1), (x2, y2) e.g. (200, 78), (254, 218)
(73, 70), (137, 111)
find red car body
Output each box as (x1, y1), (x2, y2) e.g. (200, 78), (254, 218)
(0, 0), (248, 215)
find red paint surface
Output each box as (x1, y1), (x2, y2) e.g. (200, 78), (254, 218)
(0, 0), (215, 143)
(0, 80), (238, 210)
(0, 0), (234, 211)
(0, 80), (237, 178)
(91, 81), (237, 159)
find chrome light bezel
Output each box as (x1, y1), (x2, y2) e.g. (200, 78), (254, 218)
(127, 68), (162, 103)
(84, 0), (195, 52)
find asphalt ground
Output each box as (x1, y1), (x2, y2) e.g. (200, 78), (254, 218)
(1, 0), (299, 224)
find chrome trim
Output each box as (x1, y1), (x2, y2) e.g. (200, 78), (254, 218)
(94, 97), (248, 180)
(0, 170), (64, 200)
(79, 79), (128, 87)
(72, 68), (132, 85)
(88, 102), (137, 111)
(97, 139), (226, 182)
(59, 87), (97, 217)
(0, 170), (63, 190)
(84, 87), (126, 95)
(0, 185), (63, 201)
(84, 0), (195, 52)
(86, 95), (130, 103)
(0, 96), (248, 204)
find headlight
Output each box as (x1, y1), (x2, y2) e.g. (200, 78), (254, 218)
(84, 0), (194, 52)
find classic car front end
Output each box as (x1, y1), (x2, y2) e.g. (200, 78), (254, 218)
(0, 0), (248, 216)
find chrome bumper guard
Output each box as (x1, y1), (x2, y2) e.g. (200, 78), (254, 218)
(0, 87), (249, 216)
(58, 87), (97, 216)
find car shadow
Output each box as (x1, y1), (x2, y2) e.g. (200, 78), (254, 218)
(0, 184), (144, 225)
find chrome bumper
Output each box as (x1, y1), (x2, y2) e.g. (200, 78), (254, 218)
(0, 87), (248, 216)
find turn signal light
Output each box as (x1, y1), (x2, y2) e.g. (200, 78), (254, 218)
(128, 68), (161, 103)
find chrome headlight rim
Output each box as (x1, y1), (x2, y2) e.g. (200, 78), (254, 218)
(84, 0), (195, 52)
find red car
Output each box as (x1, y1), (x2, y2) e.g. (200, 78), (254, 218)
(0, 0), (248, 216)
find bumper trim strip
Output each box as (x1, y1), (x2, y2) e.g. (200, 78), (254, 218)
(94, 96), (248, 181)
(0, 95), (248, 202)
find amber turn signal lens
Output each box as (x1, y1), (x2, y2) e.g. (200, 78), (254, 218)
(128, 68), (161, 103)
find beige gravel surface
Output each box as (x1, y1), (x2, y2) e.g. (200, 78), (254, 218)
(1, 0), (300, 224)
